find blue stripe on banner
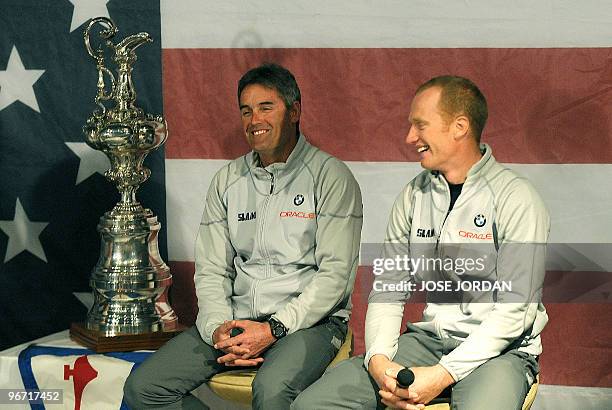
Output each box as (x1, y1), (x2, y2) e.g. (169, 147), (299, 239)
(18, 345), (152, 410)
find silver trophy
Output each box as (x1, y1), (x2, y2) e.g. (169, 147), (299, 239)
(79, 17), (178, 339)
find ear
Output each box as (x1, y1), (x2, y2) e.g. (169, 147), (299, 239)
(452, 114), (470, 140)
(289, 101), (301, 124)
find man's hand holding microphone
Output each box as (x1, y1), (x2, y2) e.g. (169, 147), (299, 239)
(370, 354), (455, 409)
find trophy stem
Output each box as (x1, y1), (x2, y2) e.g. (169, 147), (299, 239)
(120, 188), (137, 206)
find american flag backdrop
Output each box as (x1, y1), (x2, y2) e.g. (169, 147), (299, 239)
(1, 0), (611, 408)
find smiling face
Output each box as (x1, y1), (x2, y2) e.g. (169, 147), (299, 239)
(239, 84), (301, 167)
(405, 86), (457, 173)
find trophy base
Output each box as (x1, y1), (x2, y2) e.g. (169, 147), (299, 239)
(69, 322), (186, 353)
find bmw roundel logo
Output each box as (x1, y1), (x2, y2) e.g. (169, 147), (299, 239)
(474, 214), (486, 227)
(294, 194), (304, 206)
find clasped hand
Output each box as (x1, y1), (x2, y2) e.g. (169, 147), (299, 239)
(369, 355), (454, 409)
(212, 320), (276, 366)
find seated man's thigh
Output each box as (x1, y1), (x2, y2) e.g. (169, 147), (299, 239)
(393, 326), (445, 368)
(450, 350), (538, 410)
(124, 326), (223, 408)
(291, 356), (384, 410)
(253, 319), (346, 407)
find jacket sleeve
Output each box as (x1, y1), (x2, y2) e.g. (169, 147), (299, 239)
(364, 183), (414, 369)
(439, 179), (550, 381)
(194, 166), (237, 346)
(273, 159), (363, 333)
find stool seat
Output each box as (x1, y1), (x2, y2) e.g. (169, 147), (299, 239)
(208, 369), (257, 406)
(423, 374), (540, 410)
(208, 328), (353, 406)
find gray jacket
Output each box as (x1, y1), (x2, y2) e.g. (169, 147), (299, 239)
(195, 135), (363, 345)
(365, 144), (550, 381)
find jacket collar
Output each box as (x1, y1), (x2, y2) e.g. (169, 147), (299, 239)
(429, 143), (496, 187)
(466, 143), (494, 179)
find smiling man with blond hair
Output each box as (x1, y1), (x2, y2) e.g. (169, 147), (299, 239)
(293, 76), (549, 410)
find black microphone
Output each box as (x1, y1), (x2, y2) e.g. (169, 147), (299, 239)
(396, 368), (415, 388)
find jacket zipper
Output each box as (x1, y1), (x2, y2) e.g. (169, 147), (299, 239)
(251, 170), (274, 317)
(436, 176), (452, 252)
(434, 177), (452, 338)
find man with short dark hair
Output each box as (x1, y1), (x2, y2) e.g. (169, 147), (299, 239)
(292, 75), (549, 410)
(124, 63), (363, 409)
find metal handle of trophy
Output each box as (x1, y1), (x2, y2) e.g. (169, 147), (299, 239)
(93, 66), (116, 118)
(84, 17), (118, 119)
(84, 17), (117, 62)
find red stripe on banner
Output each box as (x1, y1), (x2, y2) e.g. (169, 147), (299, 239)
(539, 303), (612, 388)
(162, 48), (612, 163)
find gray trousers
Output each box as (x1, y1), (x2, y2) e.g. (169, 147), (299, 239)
(292, 324), (538, 410)
(123, 317), (346, 410)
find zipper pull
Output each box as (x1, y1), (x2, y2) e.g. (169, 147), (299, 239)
(269, 173), (275, 194)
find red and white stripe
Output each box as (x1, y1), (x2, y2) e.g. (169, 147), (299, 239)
(160, 1), (612, 407)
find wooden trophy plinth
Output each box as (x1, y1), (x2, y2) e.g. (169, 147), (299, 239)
(70, 322), (186, 353)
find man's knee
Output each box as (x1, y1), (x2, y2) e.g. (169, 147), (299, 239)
(291, 384), (333, 410)
(123, 366), (180, 409)
(123, 370), (150, 409)
(252, 368), (297, 405)
(292, 357), (380, 410)
(451, 352), (534, 410)
(290, 391), (312, 410)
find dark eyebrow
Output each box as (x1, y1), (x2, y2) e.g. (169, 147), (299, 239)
(239, 101), (275, 110)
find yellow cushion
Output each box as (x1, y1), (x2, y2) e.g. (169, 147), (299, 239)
(208, 369), (257, 406)
(208, 328), (353, 405)
(423, 374), (540, 410)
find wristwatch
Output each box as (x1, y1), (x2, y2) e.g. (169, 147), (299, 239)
(267, 316), (288, 339)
